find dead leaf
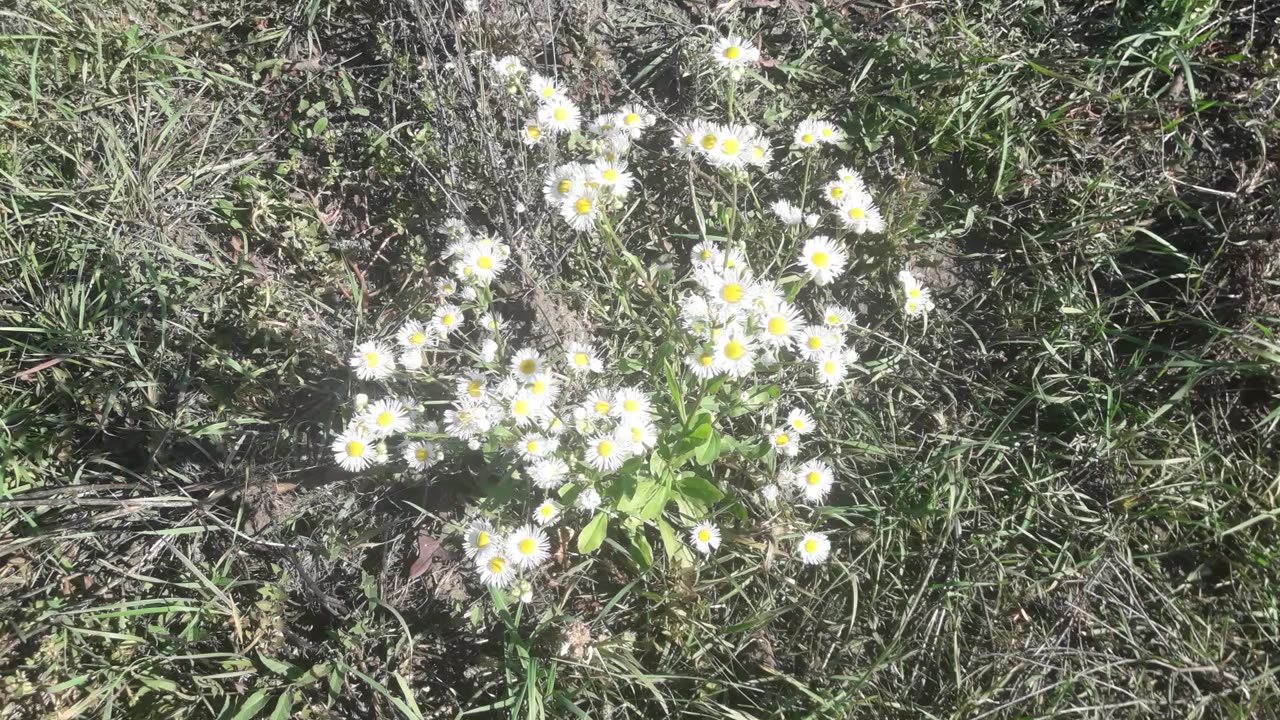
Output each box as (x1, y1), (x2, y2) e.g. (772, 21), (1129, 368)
(408, 532), (446, 580)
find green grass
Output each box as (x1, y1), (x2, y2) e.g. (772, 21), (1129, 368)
(3, 0), (1278, 717)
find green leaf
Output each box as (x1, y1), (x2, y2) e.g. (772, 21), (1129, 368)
(616, 479), (662, 515)
(269, 691), (293, 720)
(694, 428), (721, 465)
(675, 474), (724, 505)
(312, 116), (328, 134)
(227, 689), (270, 720)
(628, 530), (653, 569)
(577, 513), (609, 553)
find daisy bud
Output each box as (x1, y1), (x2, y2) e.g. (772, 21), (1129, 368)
(354, 393), (370, 411)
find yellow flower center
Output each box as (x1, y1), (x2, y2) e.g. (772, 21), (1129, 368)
(807, 336), (822, 350)
(527, 125), (540, 139)
(720, 283), (744, 303)
(539, 504), (553, 516)
(468, 380), (482, 397)
(518, 538), (535, 555)
(557, 178), (572, 194)
(699, 249), (713, 260)
(441, 313), (455, 326)
(751, 146), (764, 159)
(803, 538), (818, 553)
(597, 440), (614, 457)
(346, 441), (365, 457)
(542, 86), (555, 98)
(721, 138), (739, 155)
(415, 448), (428, 461)
(827, 314), (840, 324)
(624, 112), (641, 126)
(848, 206), (866, 220)
(700, 134), (718, 150)
(683, 133), (694, 146)
(811, 251), (830, 268)
(775, 433), (789, 446)
(477, 531), (490, 547)
(364, 351), (380, 367)
(821, 127), (833, 137)
(831, 186), (844, 199)
(488, 555), (505, 572)
(573, 352), (589, 366)
(908, 287), (922, 299)
(697, 528), (712, 542)
(823, 360), (836, 373)
(553, 107), (568, 122)
(724, 45), (740, 60)
(574, 197), (592, 215)
(801, 133), (814, 144)
(698, 353), (714, 367)
(409, 332), (426, 345)
(477, 255), (493, 269)
(532, 379), (548, 395)
(602, 168), (619, 182)
(767, 317), (787, 335)
(806, 471), (821, 486)
(526, 440), (539, 453)
(513, 399), (530, 416)
(724, 340), (745, 360)
(519, 358), (536, 375)
(376, 411), (394, 427)
(623, 399), (639, 413)
(792, 419), (806, 430)
(594, 401), (610, 414)
(631, 427), (643, 442)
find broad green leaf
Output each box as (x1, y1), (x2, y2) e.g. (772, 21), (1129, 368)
(694, 428), (721, 465)
(269, 691), (293, 720)
(675, 474), (724, 505)
(577, 513), (609, 553)
(227, 689), (269, 720)
(628, 530), (653, 569)
(640, 485), (670, 520)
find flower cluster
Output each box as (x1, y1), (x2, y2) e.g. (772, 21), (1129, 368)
(671, 120), (774, 171)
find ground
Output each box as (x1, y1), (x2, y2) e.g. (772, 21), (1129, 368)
(2, 0), (1279, 718)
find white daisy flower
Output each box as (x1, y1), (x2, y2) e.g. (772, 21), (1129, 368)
(689, 521), (721, 554)
(508, 390), (546, 426)
(713, 330), (755, 378)
(798, 326), (844, 360)
(706, 268), (755, 314)
(526, 372), (560, 404)
(583, 390), (614, 420)
(432, 304), (464, 336)
(821, 179), (861, 207)
(794, 120), (822, 149)
(403, 440), (439, 470)
(588, 112), (621, 136)
(705, 125), (748, 169)
(693, 123), (721, 156)
(712, 35), (760, 67)
(476, 552), (516, 588)
(528, 457), (570, 490)
(533, 500), (560, 526)
(509, 348), (544, 380)
(465, 244), (507, 283)
(560, 187), (601, 232)
(771, 199), (804, 225)
(585, 433), (625, 472)
(464, 520), (500, 560)
(507, 524), (551, 569)
(744, 136), (773, 168)
(576, 487), (602, 512)
(836, 190), (886, 234)
(564, 341), (604, 373)
(397, 320), (435, 349)
(670, 121), (701, 158)
(364, 398), (412, 437)
(797, 532), (832, 564)
(758, 483), (782, 506)
(767, 426), (800, 457)
(527, 73), (565, 102)
(537, 98), (581, 135)
(520, 120), (544, 146)
(690, 240), (720, 266)
(686, 348), (721, 379)
(516, 433), (556, 461)
(836, 166), (865, 187)
(785, 408), (815, 436)
(350, 341), (396, 381)
(814, 120), (843, 144)
(457, 371), (489, 401)
(613, 387), (652, 420)
(544, 163), (588, 205)
(492, 55), (526, 78)
(440, 218), (469, 241)
(436, 276), (459, 296)
(617, 418), (657, 451)
(815, 351), (849, 386)
(796, 459), (834, 503)
(822, 304), (855, 328)
(592, 157), (634, 196)
(332, 427), (375, 472)
(757, 301), (805, 349)
(399, 349), (424, 372)
(617, 104), (656, 138)
(799, 236), (848, 286)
